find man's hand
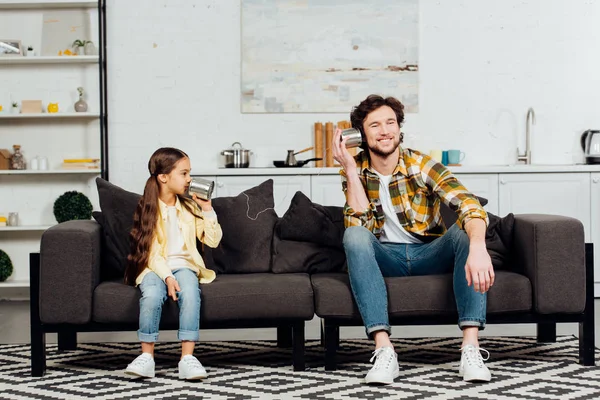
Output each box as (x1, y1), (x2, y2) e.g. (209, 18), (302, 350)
(332, 127), (357, 171)
(166, 276), (181, 301)
(465, 243), (495, 293)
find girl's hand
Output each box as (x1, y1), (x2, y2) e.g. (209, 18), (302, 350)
(166, 276), (181, 301)
(192, 193), (213, 212)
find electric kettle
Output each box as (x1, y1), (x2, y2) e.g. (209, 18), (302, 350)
(581, 130), (600, 164)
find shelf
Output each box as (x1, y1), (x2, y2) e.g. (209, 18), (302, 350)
(0, 169), (100, 174)
(0, 225), (52, 232)
(0, 280), (29, 288)
(0, 1), (96, 9)
(0, 56), (99, 65)
(0, 112), (100, 120)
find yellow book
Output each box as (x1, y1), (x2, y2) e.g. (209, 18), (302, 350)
(63, 158), (99, 163)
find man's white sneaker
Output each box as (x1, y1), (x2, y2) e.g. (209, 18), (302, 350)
(364, 346), (400, 385)
(124, 353), (155, 378)
(459, 344), (492, 382)
(178, 355), (208, 380)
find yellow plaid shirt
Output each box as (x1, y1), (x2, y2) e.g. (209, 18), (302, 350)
(340, 147), (488, 242)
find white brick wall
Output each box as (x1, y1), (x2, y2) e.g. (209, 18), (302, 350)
(106, 0), (600, 192)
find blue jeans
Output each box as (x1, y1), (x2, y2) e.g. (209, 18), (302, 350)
(138, 268), (201, 342)
(343, 224), (486, 338)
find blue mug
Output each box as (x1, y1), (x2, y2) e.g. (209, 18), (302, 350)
(447, 150), (465, 164)
(441, 151), (449, 166)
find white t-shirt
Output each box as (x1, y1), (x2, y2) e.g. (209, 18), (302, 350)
(374, 172), (422, 244)
(166, 206), (195, 270)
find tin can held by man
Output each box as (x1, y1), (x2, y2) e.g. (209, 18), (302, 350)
(188, 178), (214, 201)
(341, 128), (362, 149)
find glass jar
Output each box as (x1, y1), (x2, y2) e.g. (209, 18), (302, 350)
(7, 212), (18, 227)
(10, 145), (26, 170)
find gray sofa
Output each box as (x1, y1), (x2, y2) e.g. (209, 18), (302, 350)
(29, 180), (595, 376)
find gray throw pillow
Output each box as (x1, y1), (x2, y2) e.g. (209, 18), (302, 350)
(207, 179), (278, 274)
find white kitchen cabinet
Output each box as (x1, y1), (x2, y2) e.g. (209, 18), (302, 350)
(455, 174), (499, 215)
(310, 175), (345, 207)
(498, 173), (591, 241)
(196, 175), (311, 217)
(590, 173), (600, 294)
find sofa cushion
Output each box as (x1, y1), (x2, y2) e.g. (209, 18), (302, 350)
(93, 178), (141, 278)
(311, 272), (532, 319)
(206, 179), (278, 274)
(271, 235), (346, 274)
(92, 273), (314, 324)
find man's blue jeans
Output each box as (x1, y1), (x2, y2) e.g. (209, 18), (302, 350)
(138, 268), (201, 342)
(343, 224), (486, 338)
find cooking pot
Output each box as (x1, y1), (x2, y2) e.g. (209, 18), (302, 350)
(221, 142), (251, 168)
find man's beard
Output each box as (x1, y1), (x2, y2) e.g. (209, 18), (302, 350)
(367, 137), (401, 157)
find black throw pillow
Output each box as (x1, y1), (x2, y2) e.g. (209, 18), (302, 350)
(277, 191), (344, 247)
(486, 212), (515, 271)
(207, 179), (278, 274)
(271, 234), (347, 274)
(93, 178), (141, 278)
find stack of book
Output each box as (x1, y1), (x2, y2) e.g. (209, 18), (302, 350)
(61, 158), (100, 169)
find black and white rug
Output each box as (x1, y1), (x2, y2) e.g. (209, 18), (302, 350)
(0, 336), (598, 399)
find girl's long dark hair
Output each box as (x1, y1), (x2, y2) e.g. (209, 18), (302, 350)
(124, 147), (200, 285)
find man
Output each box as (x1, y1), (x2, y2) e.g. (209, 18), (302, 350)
(332, 94), (494, 385)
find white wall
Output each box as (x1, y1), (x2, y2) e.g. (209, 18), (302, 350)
(106, 0), (600, 191)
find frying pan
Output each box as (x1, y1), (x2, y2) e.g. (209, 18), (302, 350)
(273, 157), (322, 168)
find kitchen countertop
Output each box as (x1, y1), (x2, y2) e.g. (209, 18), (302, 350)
(195, 164), (600, 176)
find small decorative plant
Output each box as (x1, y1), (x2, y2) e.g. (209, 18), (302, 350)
(53, 191), (93, 223)
(27, 46), (33, 51)
(0, 249), (13, 282)
(72, 39), (90, 48)
(11, 102), (17, 108)
(77, 87), (84, 99)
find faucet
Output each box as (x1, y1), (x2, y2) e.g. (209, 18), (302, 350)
(517, 107), (536, 164)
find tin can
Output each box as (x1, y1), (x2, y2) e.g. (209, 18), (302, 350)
(188, 177), (214, 200)
(341, 128), (362, 149)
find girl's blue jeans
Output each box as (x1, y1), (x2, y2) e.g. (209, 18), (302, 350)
(137, 268), (200, 342)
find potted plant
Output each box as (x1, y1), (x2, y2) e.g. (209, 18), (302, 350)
(0, 249), (13, 282)
(26, 46), (35, 57)
(53, 191), (93, 223)
(11, 102), (18, 114)
(72, 39), (92, 56)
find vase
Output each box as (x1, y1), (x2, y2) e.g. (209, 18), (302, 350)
(84, 42), (96, 56)
(74, 98), (88, 112)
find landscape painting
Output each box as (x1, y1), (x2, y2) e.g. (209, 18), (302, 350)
(241, 0), (419, 113)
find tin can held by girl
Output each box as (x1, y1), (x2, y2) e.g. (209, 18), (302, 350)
(341, 128), (362, 149)
(188, 178), (214, 200)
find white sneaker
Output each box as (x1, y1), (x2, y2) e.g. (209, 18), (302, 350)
(364, 346), (400, 385)
(178, 355), (208, 380)
(459, 344), (492, 382)
(124, 353), (155, 378)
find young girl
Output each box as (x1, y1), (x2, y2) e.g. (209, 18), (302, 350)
(124, 147), (222, 380)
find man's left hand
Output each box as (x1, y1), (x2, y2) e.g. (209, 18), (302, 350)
(465, 244), (495, 293)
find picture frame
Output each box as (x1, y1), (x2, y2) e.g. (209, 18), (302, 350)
(0, 40), (23, 56)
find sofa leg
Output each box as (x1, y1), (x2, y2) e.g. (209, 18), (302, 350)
(277, 326), (293, 348)
(58, 330), (78, 351)
(324, 320), (339, 371)
(29, 252), (46, 377)
(579, 243), (596, 366)
(536, 322), (556, 343)
(292, 322), (305, 371)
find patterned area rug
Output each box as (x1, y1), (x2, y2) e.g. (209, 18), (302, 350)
(0, 336), (598, 399)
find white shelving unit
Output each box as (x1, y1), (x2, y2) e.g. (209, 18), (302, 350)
(0, 169), (100, 174)
(0, 0), (106, 296)
(0, 1), (97, 9)
(0, 112), (100, 119)
(0, 226), (52, 231)
(0, 56), (98, 65)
